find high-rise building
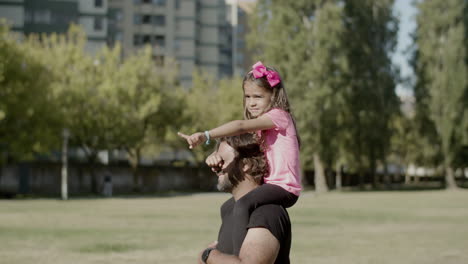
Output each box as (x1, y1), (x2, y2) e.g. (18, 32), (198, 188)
(1, 0), (236, 87)
(0, 0), (108, 54)
(225, 0), (254, 76)
(108, 0), (233, 88)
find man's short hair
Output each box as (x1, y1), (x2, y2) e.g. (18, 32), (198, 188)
(219, 133), (268, 187)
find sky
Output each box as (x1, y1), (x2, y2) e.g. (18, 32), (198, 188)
(392, 0), (418, 97)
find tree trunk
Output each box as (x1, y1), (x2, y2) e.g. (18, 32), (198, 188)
(61, 129), (69, 200)
(335, 162), (342, 191)
(383, 162), (391, 190)
(314, 153), (328, 193)
(404, 163), (411, 184)
(358, 165), (365, 190)
(128, 148), (142, 192)
(445, 166), (458, 189)
(370, 148), (378, 188)
(88, 156), (99, 194)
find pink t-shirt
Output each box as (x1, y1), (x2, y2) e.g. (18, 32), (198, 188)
(261, 108), (302, 196)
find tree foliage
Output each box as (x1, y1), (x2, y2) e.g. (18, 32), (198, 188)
(180, 70), (243, 162)
(413, 0), (467, 188)
(248, 0), (400, 190)
(0, 21), (58, 161)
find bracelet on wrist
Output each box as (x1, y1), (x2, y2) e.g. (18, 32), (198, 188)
(204, 131), (211, 145)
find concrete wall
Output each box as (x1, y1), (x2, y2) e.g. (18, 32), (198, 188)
(0, 162), (217, 196)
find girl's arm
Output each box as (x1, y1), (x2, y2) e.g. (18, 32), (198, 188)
(210, 115), (275, 138)
(178, 115), (275, 149)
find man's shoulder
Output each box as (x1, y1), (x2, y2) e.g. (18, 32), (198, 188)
(251, 204), (290, 221)
(247, 204), (291, 249)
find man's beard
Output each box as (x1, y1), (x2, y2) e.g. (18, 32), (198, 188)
(217, 174), (234, 193)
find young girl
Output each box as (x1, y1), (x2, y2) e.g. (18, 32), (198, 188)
(178, 61), (301, 255)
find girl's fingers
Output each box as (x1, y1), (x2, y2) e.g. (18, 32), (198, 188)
(178, 132), (194, 149)
(177, 132), (188, 139)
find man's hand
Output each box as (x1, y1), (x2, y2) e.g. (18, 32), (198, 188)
(198, 241), (218, 264)
(206, 152), (224, 172)
(201, 228), (279, 264)
(177, 132), (206, 149)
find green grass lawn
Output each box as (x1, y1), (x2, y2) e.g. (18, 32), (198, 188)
(1, 190), (467, 264)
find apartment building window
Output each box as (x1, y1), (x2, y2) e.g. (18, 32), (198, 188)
(25, 10), (33, 23)
(143, 35), (151, 44)
(134, 34), (151, 45)
(153, 0), (166, 6)
(236, 54), (244, 65)
(116, 10), (123, 21)
(133, 34), (142, 45)
(154, 35), (165, 48)
(237, 40), (245, 49)
(35, 10), (51, 24)
(237, 24), (244, 34)
(110, 8), (123, 21)
(95, 0), (103, 7)
(142, 15), (151, 24)
(153, 15), (165, 26)
(94, 17), (103, 31)
(134, 14), (142, 24)
(115, 32), (122, 42)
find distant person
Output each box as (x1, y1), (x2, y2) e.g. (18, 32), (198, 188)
(198, 134), (291, 264)
(102, 172), (113, 197)
(179, 61), (301, 255)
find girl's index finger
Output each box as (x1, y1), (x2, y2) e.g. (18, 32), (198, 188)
(177, 132), (194, 148)
(177, 132), (189, 139)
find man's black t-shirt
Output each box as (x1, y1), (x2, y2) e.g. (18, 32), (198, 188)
(217, 197), (291, 264)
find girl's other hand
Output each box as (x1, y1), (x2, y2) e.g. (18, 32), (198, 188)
(206, 152), (223, 172)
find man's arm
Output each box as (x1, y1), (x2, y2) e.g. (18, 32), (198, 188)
(203, 228), (279, 264)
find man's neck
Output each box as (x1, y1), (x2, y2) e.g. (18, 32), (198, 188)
(232, 178), (259, 201)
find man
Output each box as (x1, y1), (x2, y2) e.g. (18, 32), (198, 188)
(199, 134), (292, 264)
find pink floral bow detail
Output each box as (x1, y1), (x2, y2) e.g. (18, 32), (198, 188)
(251, 61), (281, 87)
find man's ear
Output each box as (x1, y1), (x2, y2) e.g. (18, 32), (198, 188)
(242, 161), (251, 173)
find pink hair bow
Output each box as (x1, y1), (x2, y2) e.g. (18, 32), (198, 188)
(251, 61), (281, 87)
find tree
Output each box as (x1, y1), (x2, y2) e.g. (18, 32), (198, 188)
(25, 26), (126, 193)
(0, 21), (58, 162)
(248, 0), (350, 192)
(179, 70), (243, 162)
(342, 0), (400, 188)
(103, 46), (182, 191)
(24, 25), (187, 193)
(413, 0), (467, 189)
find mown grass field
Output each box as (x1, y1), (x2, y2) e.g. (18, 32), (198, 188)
(1, 190), (467, 264)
